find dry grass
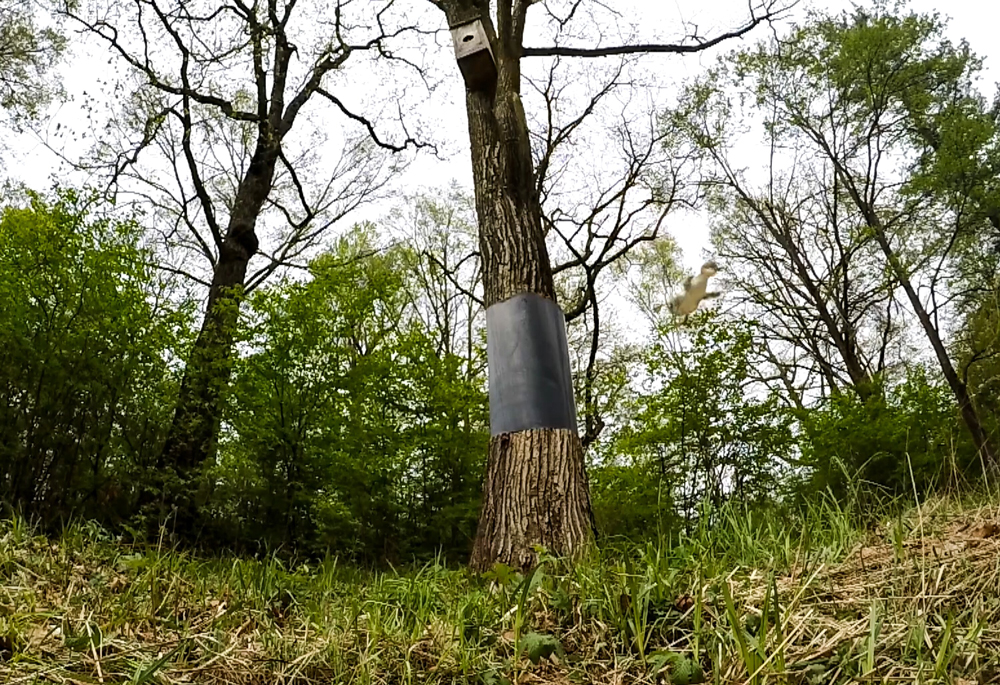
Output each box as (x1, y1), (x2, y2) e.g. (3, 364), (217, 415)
(726, 499), (1000, 683)
(0, 494), (997, 684)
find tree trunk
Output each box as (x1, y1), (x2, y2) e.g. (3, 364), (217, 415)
(824, 151), (998, 468)
(151, 142), (276, 530)
(870, 225), (997, 467)
(441, 6), (595, 571)
(470, 430), (594, 570)
(148, 245), (250, 529)
(160, 249), (250, 472)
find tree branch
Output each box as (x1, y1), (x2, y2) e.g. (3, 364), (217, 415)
(315, 86), (433, 153)
(522, 3), (791, 58)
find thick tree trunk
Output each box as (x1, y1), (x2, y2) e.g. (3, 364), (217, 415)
(442, 5), (595, 571)
(148, 245), (250, 530)
(159, 248), (250, 473)
(470, 430), (594, 569)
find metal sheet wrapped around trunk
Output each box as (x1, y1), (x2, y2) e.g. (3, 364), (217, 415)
(485, 292), (578, 436)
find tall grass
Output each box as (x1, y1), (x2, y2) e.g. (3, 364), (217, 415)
(0, 488), (997, 684)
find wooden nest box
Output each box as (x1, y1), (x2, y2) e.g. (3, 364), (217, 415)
(450, 19), (497, 91)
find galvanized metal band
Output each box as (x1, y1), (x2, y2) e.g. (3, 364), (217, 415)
(485, 292), (578, 436)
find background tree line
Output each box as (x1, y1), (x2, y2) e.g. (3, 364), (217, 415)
(1, 1), (998, 564)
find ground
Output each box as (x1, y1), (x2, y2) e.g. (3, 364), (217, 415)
(0, 494), (997, 684)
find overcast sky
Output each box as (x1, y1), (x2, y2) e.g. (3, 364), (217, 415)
(6, 0), (1000, 276)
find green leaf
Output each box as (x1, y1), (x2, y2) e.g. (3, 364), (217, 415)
(520, 632), (561, 665)
(64, 622), (102, 652)
(649, 650), (706, 685)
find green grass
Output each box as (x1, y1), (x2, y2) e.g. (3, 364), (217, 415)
(0, 490), (997, 684)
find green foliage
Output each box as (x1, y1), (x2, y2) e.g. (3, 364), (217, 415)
(649, 650), (704, 685)
(595, 315), (794, 540)
(795, 1), (1000, 273)
(0, 188), (188, 523)
(797, 368), (971, 503)
(0, 189), (486, 562)
(957, 292), (1000, 435)
(209, 228), (489, 562)
(671, 0), (999, 494)
(519, 631), (561, 665)
(615, 236), (685, 320)
(3, 2), (998, 574)
(588, 460), (678, 543)
(0, 3), (66, 125)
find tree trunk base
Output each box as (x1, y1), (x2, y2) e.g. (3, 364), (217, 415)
(470, 428), (595, 572)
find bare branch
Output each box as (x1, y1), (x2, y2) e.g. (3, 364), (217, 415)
(315, 86), (434, 153)
(522, 2), (793, 58)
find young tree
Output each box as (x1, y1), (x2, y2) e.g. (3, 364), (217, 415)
(611, 314), (792, 533)
(62, 0), (424, 529)
(424, 0), (788, 570)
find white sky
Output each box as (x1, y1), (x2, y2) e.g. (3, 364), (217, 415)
(6, 0), (1000, 277)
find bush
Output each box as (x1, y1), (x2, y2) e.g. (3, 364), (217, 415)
(0, 189), (188, 524)
(595, 315), (794, 540)
(796, 368), (971, 504)
(207, 230), (489, 562)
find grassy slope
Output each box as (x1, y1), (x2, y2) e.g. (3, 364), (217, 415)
(0, 492), (997, 685)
